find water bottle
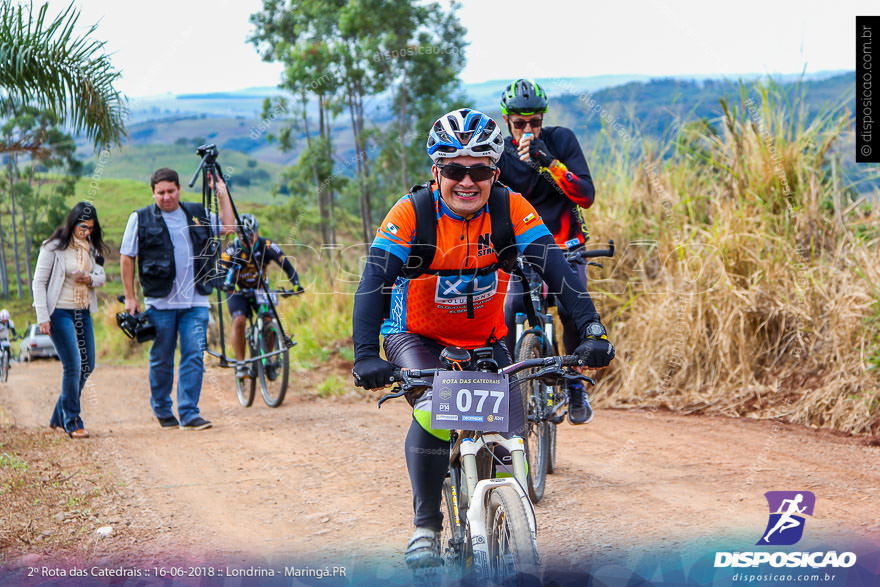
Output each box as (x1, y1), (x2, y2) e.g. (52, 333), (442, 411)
(521, 132), (533, 161)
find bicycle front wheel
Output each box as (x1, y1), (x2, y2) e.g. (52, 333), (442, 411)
(517, 333), (549, 503)
(258, 320), (289, 407)
(486, 485), (541, 585)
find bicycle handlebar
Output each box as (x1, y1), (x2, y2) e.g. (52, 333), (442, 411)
(373, 355), (593, 407)
(565, 239), (615, 263)
(236, 287), (303, 298)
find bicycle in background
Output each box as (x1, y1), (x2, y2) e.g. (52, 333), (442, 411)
(513, 240), (614, 503)
(209, 287), (301, 408)
(0, 338), (13, 383)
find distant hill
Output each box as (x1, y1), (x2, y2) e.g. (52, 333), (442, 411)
(83, 144), (286, 204)
(123, 71), (848, 124)
(83, 71), (865, 196)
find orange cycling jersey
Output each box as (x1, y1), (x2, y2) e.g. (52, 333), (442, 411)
(372, 182), (552, 348)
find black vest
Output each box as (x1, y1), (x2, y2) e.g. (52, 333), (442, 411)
(136, 202), (216, 298)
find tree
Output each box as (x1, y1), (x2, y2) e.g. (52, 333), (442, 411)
(250, 0), (467, 251)
(1, 107), (80, 299)
(0, 0), (126, 153)
(250, 0), (344, 248)
(372, 1), (466, 201)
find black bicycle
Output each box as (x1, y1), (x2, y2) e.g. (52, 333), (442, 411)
(513, 240), (614, 503)
(228, 287), (301, 408)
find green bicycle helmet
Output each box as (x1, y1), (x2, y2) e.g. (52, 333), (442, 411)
(500, 78), (549, 115)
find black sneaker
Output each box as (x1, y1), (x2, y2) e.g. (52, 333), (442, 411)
(157, 415), (180, 428)
(180, 416), (212, 431)
(567, 383), (594, 425)
(265, 364), (278, 381)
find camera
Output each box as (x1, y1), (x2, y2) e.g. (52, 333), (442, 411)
(196, 143), (218, 161)
(115, 308), (156, 343)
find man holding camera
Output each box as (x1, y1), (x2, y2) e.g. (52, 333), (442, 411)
(120, 168), (234, 430)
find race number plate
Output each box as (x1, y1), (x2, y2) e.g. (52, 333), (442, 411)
(430, 371), (510, 432)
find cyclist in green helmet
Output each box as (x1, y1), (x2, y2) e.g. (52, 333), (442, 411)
(499, 78), (600, 425)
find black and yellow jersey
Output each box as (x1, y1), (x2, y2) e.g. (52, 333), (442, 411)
(219, 237), (299, 289)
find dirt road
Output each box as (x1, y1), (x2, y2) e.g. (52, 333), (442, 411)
(2, 360), (878, 576)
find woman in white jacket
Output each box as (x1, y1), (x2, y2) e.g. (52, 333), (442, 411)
(32, 202), (106, 439)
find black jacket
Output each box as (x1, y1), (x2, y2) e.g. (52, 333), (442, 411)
(135, 202), (216, 298)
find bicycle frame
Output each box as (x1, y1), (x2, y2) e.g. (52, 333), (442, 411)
(458, 435), (537, 578)
(206, 288), (297, 366)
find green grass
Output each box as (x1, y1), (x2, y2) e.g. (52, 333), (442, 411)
(0, 453), (28, 471)
(316, 373), (350, 397)
(82, 144), (288, 204)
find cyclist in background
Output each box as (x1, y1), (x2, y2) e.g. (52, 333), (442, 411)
(219, 214), (302, 379)
(0, 309), (17, 361)
(498, 78), (598, 425)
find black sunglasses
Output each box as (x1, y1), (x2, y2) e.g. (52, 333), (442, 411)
(437, 163), (497, 182)
(511, 117), (543, 130)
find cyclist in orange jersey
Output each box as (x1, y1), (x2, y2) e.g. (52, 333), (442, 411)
(352, 108), (614, 568)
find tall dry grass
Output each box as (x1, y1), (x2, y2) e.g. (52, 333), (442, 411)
(585, 82), (880, 435)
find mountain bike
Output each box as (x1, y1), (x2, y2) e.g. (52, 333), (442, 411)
(377, 347), (594, 585)
(513, 240), (614, 503)
(231, 287), (301, 408)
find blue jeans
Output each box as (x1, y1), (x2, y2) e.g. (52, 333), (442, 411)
(146, 306), (210, 425)
(49, 308), (95, 433)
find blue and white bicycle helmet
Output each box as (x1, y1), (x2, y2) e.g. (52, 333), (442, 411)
(426, 108), (504, 164)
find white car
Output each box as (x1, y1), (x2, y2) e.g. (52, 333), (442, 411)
(18, 324), (58, 362)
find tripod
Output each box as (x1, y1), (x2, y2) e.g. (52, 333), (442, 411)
(188, 144), (294, 369)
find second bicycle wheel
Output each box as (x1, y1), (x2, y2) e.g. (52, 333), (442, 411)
(517, 333), (549, 503)
(258, 319), (289, 407)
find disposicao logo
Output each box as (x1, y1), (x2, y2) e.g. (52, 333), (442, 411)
(758, 491), (814, 546)
(714, 491), (857, 569)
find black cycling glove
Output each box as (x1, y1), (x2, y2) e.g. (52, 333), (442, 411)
(529, 138), (556, 168)
(573, 338), (615, 368)
(352, 356), (394, 389)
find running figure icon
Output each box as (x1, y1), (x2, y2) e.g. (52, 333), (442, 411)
(757, 490), (815, 546)
(762, 493), (806, 543)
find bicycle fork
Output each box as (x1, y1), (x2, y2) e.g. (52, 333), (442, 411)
(460, 435), (537, 579)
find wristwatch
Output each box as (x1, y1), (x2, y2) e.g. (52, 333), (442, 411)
(583, 321), (606, 339)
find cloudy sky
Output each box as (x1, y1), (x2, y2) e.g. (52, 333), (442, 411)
(49, 0), (874, 97)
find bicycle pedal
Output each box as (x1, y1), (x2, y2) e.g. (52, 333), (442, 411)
(548, 413), (565, 424)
